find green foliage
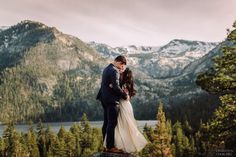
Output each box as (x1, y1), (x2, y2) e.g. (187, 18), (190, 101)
(79, 113), (102, 157)
(0, 56), (103, 123)
(196, 21), (236, 154)
(0, 113), (102, 157)
(24, 126), (40, 157)
(0, 137), (4, 156)
(141, 103), (199, 157)
(0, 65), (52, 123)
(143, 124), (155, 143)
(36, 121), (47, 157)
(172, 121), (195, 157)
(208, 94), (236, 150)
(2, 123), (27, 157)
(141, 102), (173, 157)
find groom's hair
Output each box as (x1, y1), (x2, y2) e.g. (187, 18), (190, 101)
(114, 55), (127, 65)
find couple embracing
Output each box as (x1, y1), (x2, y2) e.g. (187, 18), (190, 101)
(96, 55), (147, 154)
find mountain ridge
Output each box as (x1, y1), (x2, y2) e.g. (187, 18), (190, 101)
(0, 20), (222, 124)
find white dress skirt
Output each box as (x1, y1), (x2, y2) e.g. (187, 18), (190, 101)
(104, 99), (148, 153)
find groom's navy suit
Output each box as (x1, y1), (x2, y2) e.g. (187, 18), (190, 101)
(96, 63), (127, 149)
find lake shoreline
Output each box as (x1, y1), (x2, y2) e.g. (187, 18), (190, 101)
(0, 120), (157, 136)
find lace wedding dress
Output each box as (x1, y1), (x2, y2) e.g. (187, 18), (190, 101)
(104, 99), (148, 153)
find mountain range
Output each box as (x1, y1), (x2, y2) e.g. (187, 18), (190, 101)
(0, 20), (224, 124)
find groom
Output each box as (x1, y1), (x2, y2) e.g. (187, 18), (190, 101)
(96, 55), (128, 153)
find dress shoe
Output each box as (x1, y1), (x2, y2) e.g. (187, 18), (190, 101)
(103, 147), (108, 152)
(107, 147), (123, 153)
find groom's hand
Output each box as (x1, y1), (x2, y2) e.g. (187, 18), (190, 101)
(123, 89), (129, 100)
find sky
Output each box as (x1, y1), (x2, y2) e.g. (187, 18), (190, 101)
(0, 0), (235, 47)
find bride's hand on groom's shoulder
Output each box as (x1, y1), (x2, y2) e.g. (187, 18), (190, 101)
(109, 84), (113, 88)
(124, 88), (128, 94)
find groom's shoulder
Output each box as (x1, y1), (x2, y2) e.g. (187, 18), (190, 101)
(105, 64), (118, 74)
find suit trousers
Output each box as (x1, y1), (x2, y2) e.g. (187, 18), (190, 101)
(102, 101), (120, 149)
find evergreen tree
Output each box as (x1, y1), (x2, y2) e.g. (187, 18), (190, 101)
(24, 126), (40, 157)
(3, 123), (27, 157)
(45, 126), (57, 156)
(188, 136), (196, 157)
(36, 121), (47, 157)
(196, 21), (236, 152)
(57, 126), (67, 140)
(79, 113), (96, 157)
(57, 126), (77, 157)
(0, 137), (4, 157)
(47, 134), (65, 157)
(141, 102), (173, 157)
(183, 120), (193, 137)
(69, 123), (82, 156)
(172, 121), (196, 157)
(194, 121), (211, 157)
(172, 121), (184, 157)
(143, 123), (155, 143)
(154, 103), (173, 157)
(64, 131), (76, 157)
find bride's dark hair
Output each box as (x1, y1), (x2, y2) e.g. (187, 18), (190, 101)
(122, 68), (136, 98)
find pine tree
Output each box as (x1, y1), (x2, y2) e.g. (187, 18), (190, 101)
(172, 121), (196, 157)
(45, 126), (57, 156)
(57, 126), (67, 157)
(48, 134), (66, 157)
(172, 121), (185, 157)
(143, 123), (155, 142)
(57, 125), (67, 140)
(24, 126), (40, 157)
(79, 113), (95, 157)
(0, 137), (4, 157)
(183, 120), (193, 137)
(64, 131), (76, 157)
(69, 123), (81, 156)
(141, 102), (173, 157)
(3, 123), (27, 157)
(194, 121), (211, 157)
(154, 103), (173, 157)
(189, 136), (196, 157)
(196, 21), (236, 152)
(36, 121), (47, 157)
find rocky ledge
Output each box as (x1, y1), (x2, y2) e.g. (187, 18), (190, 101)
(91, 152), (138, 157)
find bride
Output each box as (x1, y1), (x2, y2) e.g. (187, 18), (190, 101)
(104, 68), (148, 153)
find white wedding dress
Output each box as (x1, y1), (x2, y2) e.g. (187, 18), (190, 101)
(104, 99), (148, 153)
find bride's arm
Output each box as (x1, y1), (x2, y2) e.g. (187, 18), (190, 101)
(109, 84), (130, 100)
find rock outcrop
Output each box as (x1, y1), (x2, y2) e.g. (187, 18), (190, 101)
(91, 152), (138, 157)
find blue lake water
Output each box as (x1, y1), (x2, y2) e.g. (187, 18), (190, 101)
(0, 120), (157, 136)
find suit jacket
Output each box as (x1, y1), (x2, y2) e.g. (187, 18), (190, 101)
(96, 64), (127, 105)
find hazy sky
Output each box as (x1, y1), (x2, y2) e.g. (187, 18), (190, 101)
(0, 0), (235, 46)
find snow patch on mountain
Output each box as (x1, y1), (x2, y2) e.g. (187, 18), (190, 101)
(90, 39), (219, 78)
(0, 26), (9, 32)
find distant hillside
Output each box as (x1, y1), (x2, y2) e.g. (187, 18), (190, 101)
(0, 20), (105, 123)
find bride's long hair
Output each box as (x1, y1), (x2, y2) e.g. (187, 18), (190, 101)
(122, 68), (136, 98)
